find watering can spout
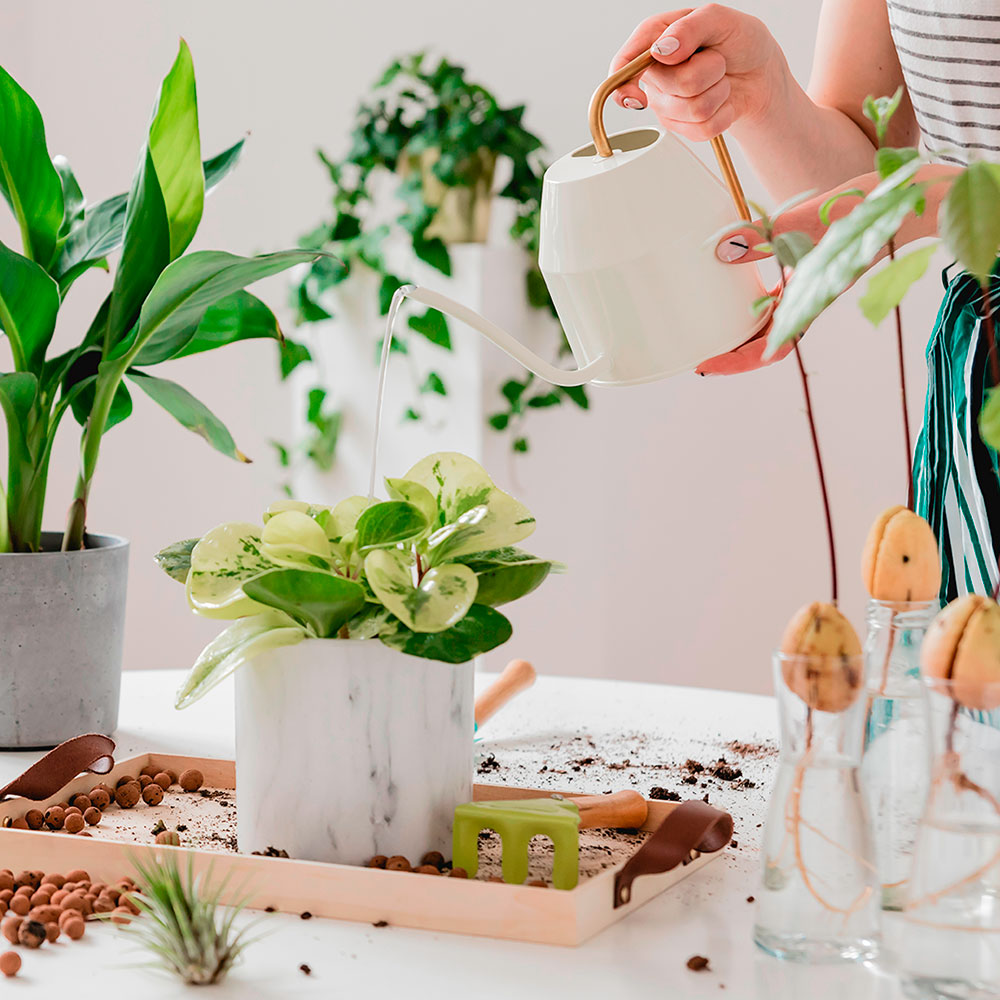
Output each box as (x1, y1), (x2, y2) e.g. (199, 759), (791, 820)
(399, 285), (611, 388)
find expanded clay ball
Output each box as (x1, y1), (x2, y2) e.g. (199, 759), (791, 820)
(153, 772), (172, 791)
(64, 813), (85, 834)
(1, 917), (21, 944)
(62, 918), (84, 940)
(385, 856), (411, 872)
(45, 923), (59, 943)
(17, 919), (46, 949)
(43, 806), (65, 830)
(64, 871), (89, 884)
(115, 782), (141, 809)
(367, 855), (388, 869)
(140, 765), (159, 779)
(415, 865), (441, 875)
(8, 897), (28, 917)
(88, 788), (111, 811)
(116, 776), (136, 789)
(420, 851), (445, 870)
(142, 783), (164, 806)
(0, 874), (12, 893)
(155, 830), (180, 846)
(24, 810), (44, 830)
(138, 775), (152, 789)
(110, 907), (133, 925)
(9, 818), (27, 830)
(179, 769), (204, 792)
(70, 794), (91, 811)
(0, 951), (19, 977)
(448, 868), (468, 878)
(84, 807), (102, 826)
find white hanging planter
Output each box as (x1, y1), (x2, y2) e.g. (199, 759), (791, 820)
(234, 638), (474, 865)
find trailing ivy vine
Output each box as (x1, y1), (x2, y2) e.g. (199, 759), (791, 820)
(276, 52), (588, 481)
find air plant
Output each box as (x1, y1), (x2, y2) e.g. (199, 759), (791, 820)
(123, 853), (259, 986)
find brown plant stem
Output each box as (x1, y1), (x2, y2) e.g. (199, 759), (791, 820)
(793, 343), (839, 604)
(888, 239), (914, 510)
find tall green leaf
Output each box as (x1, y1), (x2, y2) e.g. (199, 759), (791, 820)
(0, 64), (63, 265)
(134, 291), (281, 365)
(0, 239), (60, 371)
(0, 372), (39, 457)
(203, 139), (244, 189)
(148, 40), (203, 259)
(53, 155), (85, 237)
(124, 249), (317, 363)
(127, 370), (249, 462)
(940, 161), (1000, 284)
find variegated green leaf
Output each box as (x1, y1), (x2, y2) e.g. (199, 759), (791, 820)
(364, 548), (477, 632)
(186, 521), (273, 619)
(260, 509), (332, 570)
(175, 610), (304, 708)
(355, 500), (428, 551)
(154, 537), (199, 583)
(384, 477), (438, 526)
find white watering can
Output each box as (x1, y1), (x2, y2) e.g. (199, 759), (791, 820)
(398, 52), (767, 387)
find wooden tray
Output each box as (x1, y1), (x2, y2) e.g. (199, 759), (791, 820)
(0, 752), (725, 947)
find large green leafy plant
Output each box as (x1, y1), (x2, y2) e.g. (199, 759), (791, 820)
(279, 52), (588, 478)
(0, 42), (317, 553)
(156, 451), (560, 707)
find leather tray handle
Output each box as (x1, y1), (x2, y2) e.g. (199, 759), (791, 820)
(613, 799), (733, 908)
(588, 50), (752, 221)
(0, 734), (116, 801)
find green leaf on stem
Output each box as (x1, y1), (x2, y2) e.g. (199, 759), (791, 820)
(458, 548), (557, 607)
(0, 372), (38, 457)
(863, 87), (904, 144)
(940, 161), (1000, 284)
(384, 477), (438, 525)
(278, 339), (312, 379)
(243, 568), (366, 638)
(260, 509), (332, 570)
(128, 370), (248, 462)
(874, 147), (920, 181)
(858, 244), (937, 326)
(0, 64), (64, 266)
(408, 307), (451, 349)
(185, 521), (273, 619)
(420, 371), (446, 395)
(818, 189), (865, 227)
(771, 231), (814, 270)
(380, 604), (513, 663)
(0, 239), (59, 371)
(53, 155), (85, 238)
(768, 182), (927, 355)
(979, 387), (1000, 452)
(154, 537), (199, 583)
(355, 500), (428, 551)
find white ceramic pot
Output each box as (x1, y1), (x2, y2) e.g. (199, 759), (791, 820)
(234, 638), (474, 866)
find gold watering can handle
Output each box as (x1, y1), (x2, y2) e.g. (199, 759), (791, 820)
(589, 50), (752, 222)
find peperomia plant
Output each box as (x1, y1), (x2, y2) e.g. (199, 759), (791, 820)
(156, 452), (560, 707)
(0, 42), (317, 553)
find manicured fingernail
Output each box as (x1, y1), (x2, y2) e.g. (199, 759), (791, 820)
(652, 35), (680, 57)
(716, 236), (750, 263)
(623, 97), (643, 110)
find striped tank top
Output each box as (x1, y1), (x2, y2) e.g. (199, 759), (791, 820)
(888, 1), (1000, 722)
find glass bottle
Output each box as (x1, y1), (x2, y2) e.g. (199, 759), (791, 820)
(860, 598), (938, 910)
(754, 653), (881, 963)
(901, 677), (1000, 1000)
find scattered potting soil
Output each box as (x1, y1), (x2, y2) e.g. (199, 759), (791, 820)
(251, 846), (290, 858)
(299, 964), (312, 976)
(686, 955), (711, 972)
(649, 788), (681, 801)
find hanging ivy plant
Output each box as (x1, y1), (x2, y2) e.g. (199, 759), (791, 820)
(277, 52), (588, 478)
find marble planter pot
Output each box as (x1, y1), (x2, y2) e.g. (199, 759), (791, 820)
(0, 533), (129, 749)
(234, 638), (474, 866)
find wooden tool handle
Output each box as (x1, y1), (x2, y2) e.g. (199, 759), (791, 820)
(571, 790), (649, 830)
(474, 659), (536, 728)
(587, 50), (751, 221)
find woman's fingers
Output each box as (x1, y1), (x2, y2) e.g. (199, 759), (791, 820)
(715, 225), (771, 264)
(642, 48), (727, 101)
(609, 9), (694, 109)
(649, 4), (738, 67)
(695, 303), (798, 376)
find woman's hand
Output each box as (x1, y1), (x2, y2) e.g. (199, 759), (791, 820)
(610, 6), (788, 141)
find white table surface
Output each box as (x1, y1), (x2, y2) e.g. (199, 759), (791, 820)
(0, 671), (907, 999)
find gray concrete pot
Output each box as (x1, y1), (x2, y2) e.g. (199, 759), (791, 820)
(0, 532), (128, 748)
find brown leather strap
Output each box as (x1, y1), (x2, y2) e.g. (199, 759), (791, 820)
(0, 734), (115, 801)
(614, 800), (733, 908)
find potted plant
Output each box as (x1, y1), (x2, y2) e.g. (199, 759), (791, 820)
(156, 451), (559, 865)
(0, 44), (317, 748)
(277, 52), (589, 485)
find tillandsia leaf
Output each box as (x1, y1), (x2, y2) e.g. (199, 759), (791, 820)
(403, 452), (536, 560)
(380, 603), (513, 663)
(0, 238), (59, 371)
(154, 537), (199, 583)
(0, 64), (64, 266)
(175, 610), (304, 709)
(136, 291), (282, 364)
(980, 387), (1000, 451)
(819, 189), (865, 226)
(863, 87), (904, 145)
(51, 141), (242, 291)
(260, 509), (332, 570)
(53, 155), (85, 238)
(940, 160), (1000, 284)
(355, 500), (428, 551)
(384, 477), (438, 525)
(148, 40), (203, 260)
(119, 250), (319, 364)
(858, 244), (938, 326)
(243, 568), (366, 637)
(364, 547), (478, 632)
(127, 371), (248, 462)
(767, 182), (927, 355)
(186, 522), (273, 619)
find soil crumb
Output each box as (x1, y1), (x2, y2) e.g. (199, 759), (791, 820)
(687, 955), (711, 972)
